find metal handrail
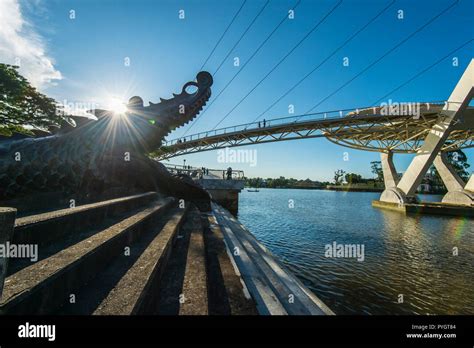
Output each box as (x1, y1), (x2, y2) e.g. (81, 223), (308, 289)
(164, 163), (245, 180)
(164, 101), (446, 146)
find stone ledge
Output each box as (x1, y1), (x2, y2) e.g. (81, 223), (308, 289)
(195, 179), (244, 191)
(372, 200), (474, 217)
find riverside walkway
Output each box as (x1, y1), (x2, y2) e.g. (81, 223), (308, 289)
(164, 163), (245, 214)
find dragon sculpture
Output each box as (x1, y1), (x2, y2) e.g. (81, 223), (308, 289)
(0, 71), (213, 212)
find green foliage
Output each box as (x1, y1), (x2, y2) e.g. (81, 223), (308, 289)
(370, 161), (383, 182)
(0, 64), (62, 136)
(245, 176), (327, 189)
(429, 149), (471, 187)
(345, 172), (363, 184)
(245, 171), (381, 189)
(446, 150), (470, 181)
(333, 169), (345, 185)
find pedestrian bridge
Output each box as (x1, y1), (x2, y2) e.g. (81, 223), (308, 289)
(153, 103), (474, 160)
(154, 59), (474, 209)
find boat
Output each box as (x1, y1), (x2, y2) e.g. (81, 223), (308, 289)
(247, 189), (260, 192)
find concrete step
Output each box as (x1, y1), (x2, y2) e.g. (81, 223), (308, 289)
(211, 206), (286, 315)
(94, 205), (189, 315)
(201, 212), (258, 315)
(156, 206), (208, 315)
(0, 197), (175, 314)
(12, 192), (160, 248)
(178, 207), (208, 315)
(7, 201), (162, 276)
(220, 212), (328, 315)
(55, 206), (184, 315)
(7, 209), (139, 276)
(212, 203), (333, 315)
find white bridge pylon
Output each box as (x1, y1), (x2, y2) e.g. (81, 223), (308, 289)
(380, 59), (474, 206)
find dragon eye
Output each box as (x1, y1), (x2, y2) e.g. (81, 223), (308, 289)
(148, 119), (156, 125)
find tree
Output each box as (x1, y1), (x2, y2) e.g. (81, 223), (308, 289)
(446, 150), (470, 181)
(0, 64), (63, 136)
(345, 172), (362, 184)
(429, 149), (471, 185)
(370, 161), (383, 182)
(333, 169), (346, 185)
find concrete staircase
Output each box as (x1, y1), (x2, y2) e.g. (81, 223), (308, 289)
(0, 191), (333, 315)
(0, 192), (255, 315)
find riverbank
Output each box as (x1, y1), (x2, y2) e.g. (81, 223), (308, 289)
(325, 185), (383, 192)
(245, 185), (383, 192)
(245, 185), (447, 194)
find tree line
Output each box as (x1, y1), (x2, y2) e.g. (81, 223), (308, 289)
(246, 152), (470, 191)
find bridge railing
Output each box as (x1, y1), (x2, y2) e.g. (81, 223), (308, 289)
(165, 107), (367, 146)
(164, 163), (245, 180)
(164, 101), (446, 147)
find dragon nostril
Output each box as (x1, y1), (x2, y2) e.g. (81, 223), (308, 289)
(185, 84), (198, 94)
(182, 81), (198, 95)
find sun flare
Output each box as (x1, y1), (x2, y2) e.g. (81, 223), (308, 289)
(107, 97), (128, 115)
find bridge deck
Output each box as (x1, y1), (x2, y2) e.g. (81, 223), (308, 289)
(154, 104), (473, 159)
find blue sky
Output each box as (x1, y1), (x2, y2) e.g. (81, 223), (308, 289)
(3, 0), (473, 181)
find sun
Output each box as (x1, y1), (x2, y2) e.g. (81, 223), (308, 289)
(107, 97), (128, 115)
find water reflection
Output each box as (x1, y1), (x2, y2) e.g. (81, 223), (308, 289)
(238, 189), (474, 314)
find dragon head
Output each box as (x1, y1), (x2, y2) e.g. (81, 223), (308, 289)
(126, 71), (212, 148)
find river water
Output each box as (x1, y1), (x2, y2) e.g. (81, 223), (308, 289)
(237, 188), (473, 315)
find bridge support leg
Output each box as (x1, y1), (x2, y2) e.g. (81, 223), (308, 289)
(379, 59), (474, 205)
(379, 151), (408, 203)
(381, 151), (399, 188)
(434, 153), (474, 206)
(465, 174), (474, 192)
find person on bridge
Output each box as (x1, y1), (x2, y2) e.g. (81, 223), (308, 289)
(258, 122), (261, 128)
(263, 119), (266, 127)
(226, 167), (232, 180)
